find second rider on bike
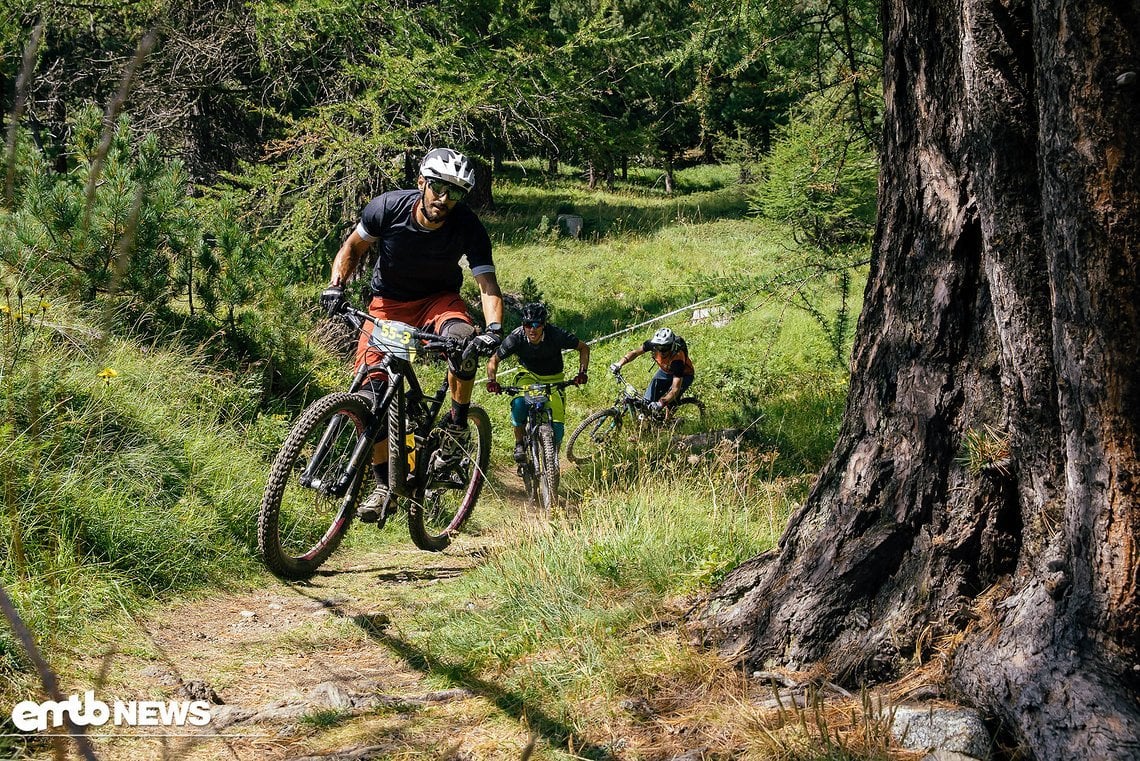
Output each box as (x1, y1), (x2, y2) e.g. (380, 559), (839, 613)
(608, 327), (695, 418)
(485, 302), (590, 462)
(320, 148), (504, 522)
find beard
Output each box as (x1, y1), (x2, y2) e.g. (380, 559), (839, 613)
(420, 193), (451, 224)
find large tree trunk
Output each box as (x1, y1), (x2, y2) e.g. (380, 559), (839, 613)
(468, 154), (494, 211)
(701, 1), (1140, 758)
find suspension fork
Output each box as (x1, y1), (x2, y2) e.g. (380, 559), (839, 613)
(300, 408), (386, 499)
(300, 359), (394, 496)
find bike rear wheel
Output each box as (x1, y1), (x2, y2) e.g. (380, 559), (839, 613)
(406, 406), (491, 551)
(258, 393), (371, 580)
(535, 422), (559, 513)
(565, 407), (624, 465)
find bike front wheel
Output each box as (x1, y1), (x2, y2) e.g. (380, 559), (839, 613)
(535, 422), (559, 513)
(407, 406), (491, 551)
(258, 393), (371, 580)
(565, 407), (624, 465)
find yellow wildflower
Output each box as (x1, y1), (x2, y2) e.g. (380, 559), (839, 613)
(97, 367), (119, 385)
(0, 305), (9, 315)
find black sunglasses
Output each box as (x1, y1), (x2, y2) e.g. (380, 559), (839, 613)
(524, 320), (544, 328)
(426, 179), (468, 201)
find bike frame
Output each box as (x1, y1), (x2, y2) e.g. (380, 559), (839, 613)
(609, 369), (657, 422)
(502, 380), (576, 451)
(500, 380), (575, 508)
(301, 308), (462, 502)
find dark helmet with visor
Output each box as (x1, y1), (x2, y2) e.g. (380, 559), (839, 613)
(521, 302), (549, 325)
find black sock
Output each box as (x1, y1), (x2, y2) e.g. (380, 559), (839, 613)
(450, 400), (470, 426)
(372, 464), (388, 486)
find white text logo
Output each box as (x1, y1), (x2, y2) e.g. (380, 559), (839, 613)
(10, 691), (212, 732)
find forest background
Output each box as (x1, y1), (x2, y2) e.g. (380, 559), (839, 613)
(0, 0), (885, 756)
(4, 1), (1137, 759)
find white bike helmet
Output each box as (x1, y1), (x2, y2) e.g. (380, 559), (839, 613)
(419, 148), (476, 192)
(649, 327), (679, 353)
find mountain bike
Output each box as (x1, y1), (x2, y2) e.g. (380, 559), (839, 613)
(565, 368), (704, 465)
(494, 380), (577, 514)
(258, 307), (491, 580)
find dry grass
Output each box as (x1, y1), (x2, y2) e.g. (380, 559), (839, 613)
(572, 614), (933, 760)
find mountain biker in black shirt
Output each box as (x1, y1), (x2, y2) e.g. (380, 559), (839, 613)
(485, 302), (590, 463)
(320, 148), (504, 521)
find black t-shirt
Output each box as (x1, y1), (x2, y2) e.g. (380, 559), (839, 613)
(356, 189), (495, 301)
(496, 323), (580, 376)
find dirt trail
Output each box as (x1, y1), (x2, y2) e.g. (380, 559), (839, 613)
(63, 501), (553, 761)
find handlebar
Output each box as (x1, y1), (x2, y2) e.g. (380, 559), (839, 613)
(610, 368), (640, 394)
(498, 380), (578, 396)
(342, 306), (471, 356)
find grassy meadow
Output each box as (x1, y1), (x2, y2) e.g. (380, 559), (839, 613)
(1, 161), (861, 754)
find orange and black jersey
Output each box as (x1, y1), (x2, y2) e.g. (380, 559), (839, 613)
(642, 337), (694, 378)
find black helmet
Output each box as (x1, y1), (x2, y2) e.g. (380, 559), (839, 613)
(649, 327), (679, 353)
(521, 302), (549, 325)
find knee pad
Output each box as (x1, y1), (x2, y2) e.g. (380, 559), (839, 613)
(441, 319), (478, 379)
(440, 318), (475, 341)
(452, 355), (479, 380)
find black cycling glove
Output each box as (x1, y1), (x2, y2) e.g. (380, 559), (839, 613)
(320, 285), (347, 316)
(469, 323), (502, 356)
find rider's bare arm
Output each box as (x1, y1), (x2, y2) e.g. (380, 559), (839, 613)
(660, 375), (685, 405)
(329, 228), (372, 287)
(576, 340), (590, 376)
(485, 352), (501, 383)
(473, 271), (504, 328)
(615, 346), (646, 369)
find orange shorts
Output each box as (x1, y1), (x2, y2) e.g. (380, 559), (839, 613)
(354, 292), (471, 377)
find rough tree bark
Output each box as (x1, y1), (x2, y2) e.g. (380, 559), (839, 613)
(701, 0), (1139, 758)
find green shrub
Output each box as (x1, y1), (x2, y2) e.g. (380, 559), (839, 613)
(1, 306), (266, 668)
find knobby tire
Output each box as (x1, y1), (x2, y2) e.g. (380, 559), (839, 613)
(535, 422), (558, 514)
(565, 407), (623, 464)
(670, 397), (705, 426)
(258, 392), (371, 580)
(406, 405), (491, 551)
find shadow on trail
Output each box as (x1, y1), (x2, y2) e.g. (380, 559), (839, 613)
(285, 587), (618, 760)
(315, 565), (469, 582)
(359, 621), (618, 760)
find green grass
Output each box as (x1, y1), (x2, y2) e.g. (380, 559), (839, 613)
(299, 708), (353, 729)
(0, 300), (344, 699)
(476, 160), (858, 469)
(2, 160), (864, 746)
(395, 459), (808, 737)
